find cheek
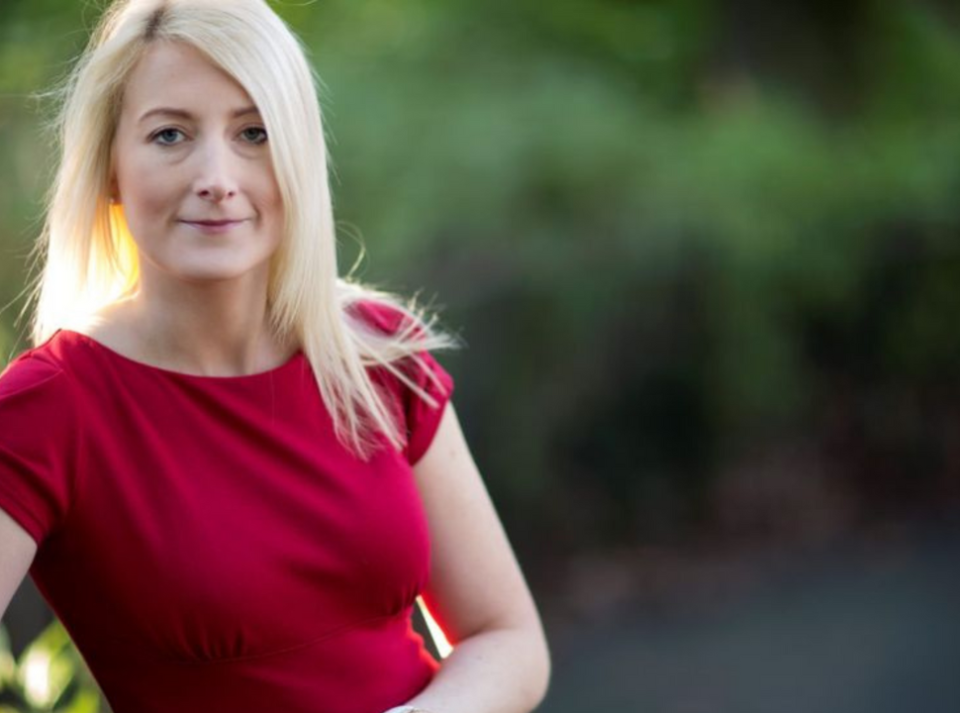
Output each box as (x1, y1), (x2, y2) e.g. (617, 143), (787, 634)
(116, 151), (179, 220)
(258, 173), (284, 230)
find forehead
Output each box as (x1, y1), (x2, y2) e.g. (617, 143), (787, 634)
(120, 41), (255, 117)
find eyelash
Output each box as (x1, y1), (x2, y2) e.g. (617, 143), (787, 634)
(148, 126), (269, 146)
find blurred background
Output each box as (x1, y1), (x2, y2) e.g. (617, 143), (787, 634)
(2, 0), (960, 711)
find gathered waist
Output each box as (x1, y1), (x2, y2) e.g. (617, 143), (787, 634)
(88, 606), (439, 713)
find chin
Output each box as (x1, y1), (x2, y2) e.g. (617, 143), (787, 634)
(159, 255), (274, 285)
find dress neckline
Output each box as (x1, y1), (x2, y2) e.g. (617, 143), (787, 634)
(55, 329), (305, 382)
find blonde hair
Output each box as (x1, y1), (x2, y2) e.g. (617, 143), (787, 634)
(32, 0), (456, 457)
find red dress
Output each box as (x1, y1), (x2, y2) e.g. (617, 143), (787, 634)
(0, 303), (453, 713)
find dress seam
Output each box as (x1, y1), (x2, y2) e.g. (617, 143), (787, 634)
(166, 608), (411, 667)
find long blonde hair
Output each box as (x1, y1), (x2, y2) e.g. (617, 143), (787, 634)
(33, 0), (456, 457)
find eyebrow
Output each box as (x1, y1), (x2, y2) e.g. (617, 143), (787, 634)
(137, 106), (261, 123)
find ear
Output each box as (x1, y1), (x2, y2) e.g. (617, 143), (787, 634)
(109, 175), (120, 204)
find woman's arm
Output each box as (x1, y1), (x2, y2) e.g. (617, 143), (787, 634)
(401, 404), (551, 713)
(0, 508), (37, 619)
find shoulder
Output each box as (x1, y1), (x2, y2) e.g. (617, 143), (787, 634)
(0, 331), (89, 403)
(346, 298), (418, 337)
(0, 334), (88, 544)
(1, 348), (64, 402)
(0, 357), (62, 401)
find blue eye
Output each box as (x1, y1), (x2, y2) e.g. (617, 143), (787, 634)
(151, 128), (186, 146)
(241, 127), (268, 144)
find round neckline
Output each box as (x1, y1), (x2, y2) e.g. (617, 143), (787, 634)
(56, 329), (305, 382)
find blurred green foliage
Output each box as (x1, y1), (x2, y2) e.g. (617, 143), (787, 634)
(0, 623), (101, 712)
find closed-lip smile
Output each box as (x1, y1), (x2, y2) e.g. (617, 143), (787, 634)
(181, 219), (246, 226)
(179, 218), (249, 233)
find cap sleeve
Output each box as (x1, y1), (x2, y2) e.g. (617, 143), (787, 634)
(0, 354), (78, 545)
(349, 299), (455, 465)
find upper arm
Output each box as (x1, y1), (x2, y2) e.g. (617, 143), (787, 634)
(413, 403), (545, 644)
(0, 507), (37, 620)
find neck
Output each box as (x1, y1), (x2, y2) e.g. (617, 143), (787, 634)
(114, 269), (294, 377)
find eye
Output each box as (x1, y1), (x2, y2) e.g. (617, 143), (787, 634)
(240, 126), (268, 145)
(150, 128), (186, 146)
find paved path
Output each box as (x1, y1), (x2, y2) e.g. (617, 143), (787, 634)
(540, 526), (960, 713)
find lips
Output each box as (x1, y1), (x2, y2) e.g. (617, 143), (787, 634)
(179, 218), (249, 234)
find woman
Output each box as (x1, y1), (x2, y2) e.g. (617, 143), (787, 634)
(0, 1), (550, 712)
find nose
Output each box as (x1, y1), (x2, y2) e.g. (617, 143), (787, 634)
(193, 139), (239, 203)
(197, 184), (235, 202)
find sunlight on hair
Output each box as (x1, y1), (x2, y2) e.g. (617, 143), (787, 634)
(41, 258), (102, 333)
(109, 203), (141, 292)
(417, 597), (452, 659)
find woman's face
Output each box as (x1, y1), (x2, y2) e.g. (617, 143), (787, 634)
(111, 41), (283, 286)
